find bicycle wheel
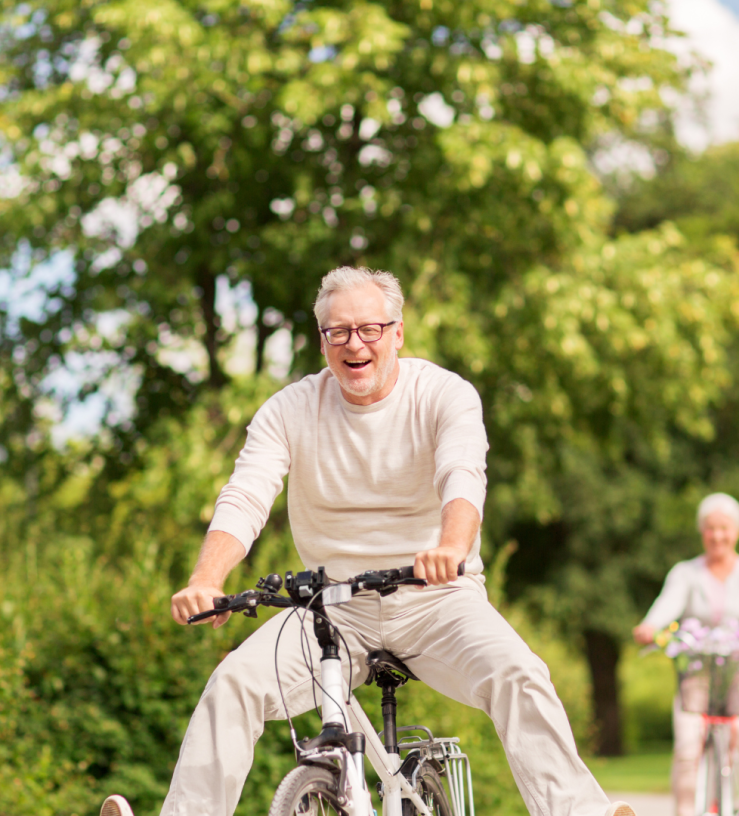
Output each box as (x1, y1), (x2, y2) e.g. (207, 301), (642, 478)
(402, 766), (453, 816)
(269, 766), (344, 816)
(695, 730), (721, 816)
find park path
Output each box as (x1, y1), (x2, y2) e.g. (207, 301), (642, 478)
(606, 791), (673, 816)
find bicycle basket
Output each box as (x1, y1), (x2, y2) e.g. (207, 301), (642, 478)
(675, 653), (739, 716)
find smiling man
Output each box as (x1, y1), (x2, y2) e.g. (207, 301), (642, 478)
(101, 267), (634, 816)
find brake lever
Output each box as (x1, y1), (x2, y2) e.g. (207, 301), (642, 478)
(187, 592), (254, 624)
(187, 589), (294, 624)
(188, 608), (224, 623)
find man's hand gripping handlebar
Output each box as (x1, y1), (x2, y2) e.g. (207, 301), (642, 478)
(186, 562), (466, 625)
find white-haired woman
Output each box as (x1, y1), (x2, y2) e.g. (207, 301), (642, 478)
(633, 493), (739, 816)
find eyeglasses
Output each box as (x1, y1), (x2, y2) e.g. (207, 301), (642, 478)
(320, 322), (397, 346)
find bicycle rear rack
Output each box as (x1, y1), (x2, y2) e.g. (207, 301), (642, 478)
(395, 727), (475, 816)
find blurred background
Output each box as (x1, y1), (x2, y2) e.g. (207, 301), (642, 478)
(1, 1), (738, 814)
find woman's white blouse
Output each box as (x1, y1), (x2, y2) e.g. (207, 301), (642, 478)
(643, 555), (739, 629)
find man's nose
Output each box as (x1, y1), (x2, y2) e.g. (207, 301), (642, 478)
(345, 331), (367, 352)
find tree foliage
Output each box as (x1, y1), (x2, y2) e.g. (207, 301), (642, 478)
(3, 0), (739, 767)
(2, 0), (688, 442)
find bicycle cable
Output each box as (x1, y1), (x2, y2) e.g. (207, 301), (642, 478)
(273, 606), (302, 749)
(303, 583), (354, 699)
(273, 584), (353, 741)
(296, 586), (351, 731)
(296, 606), (321, 718)
(274, 574), (408, 748)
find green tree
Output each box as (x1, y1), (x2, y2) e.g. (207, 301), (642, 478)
(1, 0), (685, 441)
(3, 0), (735, 759)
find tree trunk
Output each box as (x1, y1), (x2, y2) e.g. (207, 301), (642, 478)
(196, 266), (227, 389)
(583, 629), (623, 756)
(255, 318), (273, 374)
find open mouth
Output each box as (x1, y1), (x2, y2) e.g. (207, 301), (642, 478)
(344, 360), (371, 370)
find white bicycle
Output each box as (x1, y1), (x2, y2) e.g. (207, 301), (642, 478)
(189, 565), (475, 816)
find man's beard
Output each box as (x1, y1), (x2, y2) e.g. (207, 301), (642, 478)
(330, 350), (398, 398)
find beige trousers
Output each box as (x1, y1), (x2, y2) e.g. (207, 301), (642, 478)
(161, 575), (610, 816)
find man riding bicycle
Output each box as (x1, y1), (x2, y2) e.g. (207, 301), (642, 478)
(101, 267), (635, 816)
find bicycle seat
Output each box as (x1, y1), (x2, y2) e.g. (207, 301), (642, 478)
(365, 649), (420, 684)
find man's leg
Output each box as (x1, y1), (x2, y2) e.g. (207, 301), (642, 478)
(379, 576), (612, 816)
(160, 601), (378, 816)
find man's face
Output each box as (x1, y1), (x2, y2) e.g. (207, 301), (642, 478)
(320, 283), (404, 405)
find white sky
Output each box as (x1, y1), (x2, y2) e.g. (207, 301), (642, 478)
(668, 0), (739, 150)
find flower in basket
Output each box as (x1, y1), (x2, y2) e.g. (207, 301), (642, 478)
(664, 618), (739, 657)
(652, 620), (739, 716)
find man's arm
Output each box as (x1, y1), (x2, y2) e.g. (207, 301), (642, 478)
(414, 498), (480, 586)
(171, 530), (246, 629)
(174, 392), (292, 630)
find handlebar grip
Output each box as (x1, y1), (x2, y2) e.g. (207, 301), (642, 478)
(400, 562), (465, 579)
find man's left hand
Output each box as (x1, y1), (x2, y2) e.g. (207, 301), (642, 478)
(414, 546), (467, 585)
(415, 498), (479, 585)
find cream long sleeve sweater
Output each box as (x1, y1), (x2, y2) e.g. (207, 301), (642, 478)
(209, 358), (488, 580)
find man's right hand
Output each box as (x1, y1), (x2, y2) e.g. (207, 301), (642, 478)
(171, 584), (232, 629)
(172, 531), (246, 629)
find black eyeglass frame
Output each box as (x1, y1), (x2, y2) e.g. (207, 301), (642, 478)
(319, 321), (398, 346)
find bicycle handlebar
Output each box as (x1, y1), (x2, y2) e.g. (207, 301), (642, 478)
(187, 562), (466, 625)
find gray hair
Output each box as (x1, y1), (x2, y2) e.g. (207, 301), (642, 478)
(696, 492), (739, 531)
(313, 266), (404, 326)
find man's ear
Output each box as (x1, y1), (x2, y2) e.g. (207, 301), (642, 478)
(394, 321), (404, 351)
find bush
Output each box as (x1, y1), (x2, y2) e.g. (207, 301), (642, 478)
(0, 538), (268, 816)
(620, 644), (674, 752)
(0, 644), (92, 816)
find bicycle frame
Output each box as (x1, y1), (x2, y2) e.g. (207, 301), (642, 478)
(188, 566), (475, 816)
(311, 654), (474, 816)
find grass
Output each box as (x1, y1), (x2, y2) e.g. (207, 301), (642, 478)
(585, 749), (672, 793)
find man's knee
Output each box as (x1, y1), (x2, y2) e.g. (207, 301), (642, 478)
(201, 645), (278, 717)
(474, 640), (554, 710)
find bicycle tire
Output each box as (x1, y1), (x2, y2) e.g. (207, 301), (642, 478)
(402, 766), (454, 816)
(269, 765), (345, 816)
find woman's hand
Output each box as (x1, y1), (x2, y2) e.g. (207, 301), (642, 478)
(632, 623), (656, 645)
